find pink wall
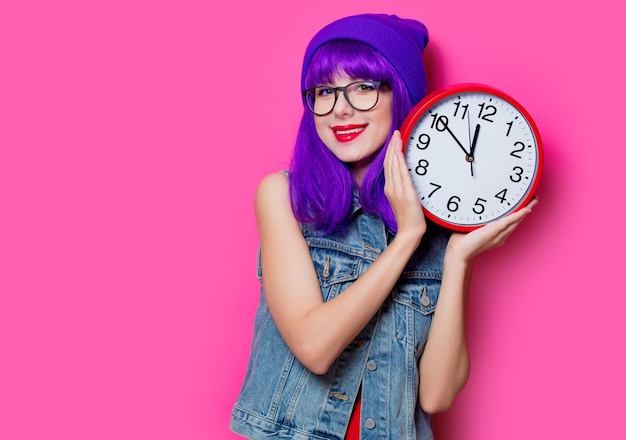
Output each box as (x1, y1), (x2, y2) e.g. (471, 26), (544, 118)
(1, 0), (623, 439)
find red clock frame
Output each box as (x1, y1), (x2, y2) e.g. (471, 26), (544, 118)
(399, 83), (544, 232)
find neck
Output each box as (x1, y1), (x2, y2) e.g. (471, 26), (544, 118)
(350, 158), (373, 187)
(352, 168), (365, 188)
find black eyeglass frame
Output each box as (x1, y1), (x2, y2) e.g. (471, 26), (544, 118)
(301, 80), (384, 116)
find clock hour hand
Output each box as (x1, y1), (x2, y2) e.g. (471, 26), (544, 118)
(469, 123), (480, 158)
(467, 123), (480, 177)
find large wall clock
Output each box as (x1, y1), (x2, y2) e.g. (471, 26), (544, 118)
(401, 83), (543, 232)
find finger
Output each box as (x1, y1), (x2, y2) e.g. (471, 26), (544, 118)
(384, 143), (397, 196)
(496, 221), (521, 242)
(388, 134), (403, 188)
(389, 130), (402, 154)
(499, 204), (532, 227)
(391, 145), (402, 192)
(526, 197), (539, 210)
(490, 209), (530, 243)
(395, 145), (414, 191)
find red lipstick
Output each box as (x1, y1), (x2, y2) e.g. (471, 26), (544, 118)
(332, 124), (367, 143)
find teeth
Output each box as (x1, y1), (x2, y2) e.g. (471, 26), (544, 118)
(335, 127), (364, 135)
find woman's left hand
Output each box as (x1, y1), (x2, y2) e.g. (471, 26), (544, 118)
(446, 198), (539, 263)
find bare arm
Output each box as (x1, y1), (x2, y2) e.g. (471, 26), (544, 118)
(257, 131), (425, 375)
(417, 199), (538, 413)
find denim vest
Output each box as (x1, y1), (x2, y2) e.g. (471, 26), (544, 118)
(230, 197), (450, 440)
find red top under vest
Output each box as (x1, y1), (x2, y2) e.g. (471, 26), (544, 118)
(345, 392), (361, 439)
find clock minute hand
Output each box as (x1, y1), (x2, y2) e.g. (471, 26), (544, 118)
(444, 125), (470, 155)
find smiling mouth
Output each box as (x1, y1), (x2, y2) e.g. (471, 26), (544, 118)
(334, 127), (365, 135)
(332, 125), (366, 143)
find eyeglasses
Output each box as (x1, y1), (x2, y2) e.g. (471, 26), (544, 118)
(302, 80), (384, 116)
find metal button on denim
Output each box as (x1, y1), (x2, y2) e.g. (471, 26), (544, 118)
(420, 287), (430, 306)
(364, 418), (376, 429)
(366, 360), (377, 371)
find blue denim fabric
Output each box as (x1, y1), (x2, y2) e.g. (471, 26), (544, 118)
(230, 199), (450, 439)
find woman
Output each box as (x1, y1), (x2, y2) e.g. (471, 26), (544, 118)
(230, 14), (537, 440)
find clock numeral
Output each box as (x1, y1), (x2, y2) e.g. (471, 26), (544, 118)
(414, 159), (429, 176)
(447, 196), (461, 212)
(416, 133), (430, 150)
(510, 166), (524, 183)
(495, 188), (508, 204)
(427, 182), (442, 198)
(505, 120), (514, 137)
(477, 103), (497, 122)
(453, 101), (469, 119)
(430, 113), (449, 132)
(473, 198), (487, 215)
(510, 141), (526, 159)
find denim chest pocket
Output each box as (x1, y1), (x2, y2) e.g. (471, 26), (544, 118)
(392, 274), (442, 351)
(308, 244), (360, 302)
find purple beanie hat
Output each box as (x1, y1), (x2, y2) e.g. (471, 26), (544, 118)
(301, 14), (429, 106)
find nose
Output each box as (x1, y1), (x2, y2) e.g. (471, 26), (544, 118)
(333, 90), (354, 116)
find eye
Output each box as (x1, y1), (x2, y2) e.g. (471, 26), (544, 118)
(357, 81), (376, 92)
(353, 81), (377, 93)
(315, 86), (335, 98)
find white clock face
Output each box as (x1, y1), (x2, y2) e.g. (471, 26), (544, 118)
(403, 87), (541, 231)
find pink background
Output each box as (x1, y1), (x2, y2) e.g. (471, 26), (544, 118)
(1, 0), (623, 439)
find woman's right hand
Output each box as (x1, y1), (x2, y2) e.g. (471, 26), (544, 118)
(383, 130), (427, 245)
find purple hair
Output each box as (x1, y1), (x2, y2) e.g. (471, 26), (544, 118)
(289, 40), (416, 234)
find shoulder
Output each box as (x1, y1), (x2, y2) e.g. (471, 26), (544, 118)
(255, 171), (299, 230)
(255, 171), (290, 210)
(256, 171), (289, 196)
